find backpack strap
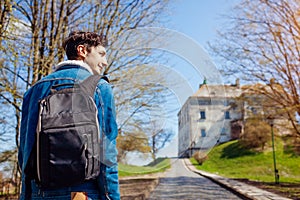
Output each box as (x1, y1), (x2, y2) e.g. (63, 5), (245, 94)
(79, 75), (109, 97)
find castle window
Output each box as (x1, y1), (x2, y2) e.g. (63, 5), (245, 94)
(200, 111), (206, 119)
(201, 129), (206, 137)
(225, 111), (230, 119)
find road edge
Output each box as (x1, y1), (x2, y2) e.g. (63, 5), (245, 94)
(183, 158), (292, 200)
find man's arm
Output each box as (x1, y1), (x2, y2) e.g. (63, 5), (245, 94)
(96, 80), (120, 199)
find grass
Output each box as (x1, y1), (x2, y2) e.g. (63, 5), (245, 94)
(191, 139), (300, 199)
(191, 139), (300, 183)
(118, 157), (171, 177)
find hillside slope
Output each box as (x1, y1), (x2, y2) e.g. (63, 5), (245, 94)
(192, 140), (300, 183)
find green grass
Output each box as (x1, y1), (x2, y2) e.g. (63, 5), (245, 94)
(191, 139), (300, 183)
(119, 157), (171, 177)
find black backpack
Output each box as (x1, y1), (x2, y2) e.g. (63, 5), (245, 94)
(34, 75), (105, 188)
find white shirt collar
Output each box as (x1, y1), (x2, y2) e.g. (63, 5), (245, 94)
(54, 60), (94, 74)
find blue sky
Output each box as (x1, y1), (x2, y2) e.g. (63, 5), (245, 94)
(155, 0), (241, 100)
(169, 0), (239, 49)
(155, 0), (241, 95)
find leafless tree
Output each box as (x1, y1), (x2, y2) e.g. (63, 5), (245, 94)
(0, 0), (12, 39)
(209, 0), (300, 135)
(0, 1), (173, 187)
(150, 124), (174, 162)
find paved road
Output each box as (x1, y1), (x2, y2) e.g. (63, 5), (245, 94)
(148, 159), (245, 200)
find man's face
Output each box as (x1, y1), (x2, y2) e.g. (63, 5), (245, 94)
(83, 45), (108, 75)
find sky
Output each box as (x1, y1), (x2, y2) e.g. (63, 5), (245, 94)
(158, 0), (241, 95)
(169, 0), (238, 49)
(128, 0), (242, 165)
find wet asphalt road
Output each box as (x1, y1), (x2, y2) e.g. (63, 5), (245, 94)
(148, 159), (245, 200)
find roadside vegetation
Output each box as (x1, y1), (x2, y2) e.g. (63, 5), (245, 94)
(119, 158), (171, 177)
(191, 139), (300, 182)
(191, 139), (300, 199)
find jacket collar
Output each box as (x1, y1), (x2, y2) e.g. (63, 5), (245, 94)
(54, 60), (94, 74)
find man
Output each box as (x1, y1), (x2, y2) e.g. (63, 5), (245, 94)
(18, 31), (120, 200)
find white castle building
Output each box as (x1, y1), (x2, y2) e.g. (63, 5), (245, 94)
(178, 79), (294, 158)
(178, 79), (243, 157)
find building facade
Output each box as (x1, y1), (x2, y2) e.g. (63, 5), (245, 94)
(178, 80), (243, 157)
(178, 80), (294, 158)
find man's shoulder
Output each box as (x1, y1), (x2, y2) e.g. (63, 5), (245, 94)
(23, 72), (76, 99)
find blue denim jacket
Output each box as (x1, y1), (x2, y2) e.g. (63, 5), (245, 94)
(18, 61), (120, 200)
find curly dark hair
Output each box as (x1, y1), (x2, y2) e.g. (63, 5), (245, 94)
(63, 31), (107, 60)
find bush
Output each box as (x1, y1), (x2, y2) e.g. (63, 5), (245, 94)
(240, 118), (271, 150)
(193, 151), (208, 165)
(283, 134), (300, 156)
(293, 136), (300, 155)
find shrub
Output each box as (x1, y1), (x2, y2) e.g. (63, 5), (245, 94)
(293, 136), (300, 155)
(283, 134), (300, 156)
(193, 151), (208, 165)
(240, 118), (271, 150)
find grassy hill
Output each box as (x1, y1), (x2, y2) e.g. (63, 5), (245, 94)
(191, 140), (300, 183)
(119, 158), (171, 177)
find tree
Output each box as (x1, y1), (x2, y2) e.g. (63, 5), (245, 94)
(240, 117), (271, 150)
(117, 129), (151, 163)
(210, 0), (300, 135)
(0, 0), (172, 191)
(148, 120), (174, 162)
(0, 0), (12, 40)
(116, 76), (177, 163)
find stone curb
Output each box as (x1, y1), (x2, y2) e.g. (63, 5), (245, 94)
(119, 174), (163, 199)
(183, 159), (292, 200)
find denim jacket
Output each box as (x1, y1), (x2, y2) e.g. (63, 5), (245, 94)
(18, 60), (120, 200)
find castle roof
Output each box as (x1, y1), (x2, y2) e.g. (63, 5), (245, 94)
(192, 84), (242, 98)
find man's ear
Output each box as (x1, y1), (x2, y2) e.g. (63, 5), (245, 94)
(77, 45), (87, 59)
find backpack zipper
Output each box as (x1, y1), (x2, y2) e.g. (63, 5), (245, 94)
(89, 96), (101, 143)
(36, 99), (46, 182)
(89, 96), (100, 177)
(41, 122), (96, 130)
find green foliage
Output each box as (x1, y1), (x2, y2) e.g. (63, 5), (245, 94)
(220, 141), (258, 158)
(146, 157), (168, 167)
(118, 158), (170, 177)
(192, 140), (300, 183)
